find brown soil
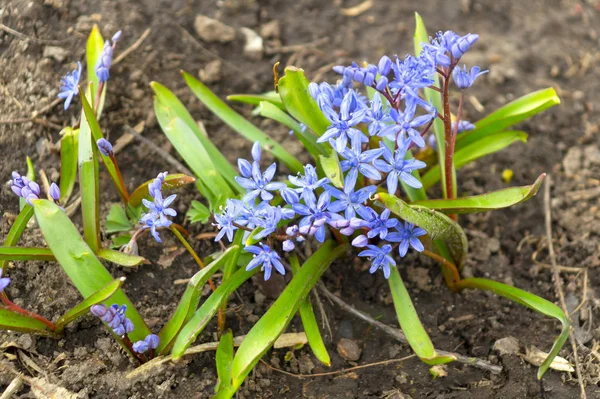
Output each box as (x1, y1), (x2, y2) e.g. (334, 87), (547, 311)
(1, 0), (600, 398)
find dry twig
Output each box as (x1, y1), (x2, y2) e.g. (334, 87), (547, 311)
(113, 29), (152, 65)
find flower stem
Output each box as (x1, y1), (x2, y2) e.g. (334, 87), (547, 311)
(421, 249), (460, 292)
(109, 153), (130, 203)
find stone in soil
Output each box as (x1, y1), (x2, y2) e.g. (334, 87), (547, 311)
(336, 338), (362, 361)
(194, 15), (236, 43)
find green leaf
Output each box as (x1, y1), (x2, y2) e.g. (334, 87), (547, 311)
(151, 81), (239, 193)
(456, 88), (560, 151)
(182, 71), (303, 174)
(158, 247), (238, 354)
(86, 25), (104, 96)
(227, 92), (285, 109)
(111, 234), (132, 249)
(319, 151), (344, 189)
(0, 206), (34, 271)
(456, 278), (569, 379)
(171, 265), (259, 360)
(0, 247), (55, 262)
(421, 131), (528, 190)
(414, 13), (450, 198)
(277, 66), (331, 136)
(388, 267), (455, 365)
(0, 308), (56, 337)
(413, 174), (545, 214)
(257, 101), (323, 160)
(376, 193), (468, 267)
(97, 249), (145, 267)
(186, 200), (211, 224)
(289, 254), (331, 366)
(224, 242), (347, 396)
(55, 277), (125, 333)
(128, 173), (196, 209)
(105, 204), (133, 234)
(153, 95), (236, 206)
(32, 199), (150, 342)
(78, 87), (101, 252)
(215, 329), (234, 392)
(80, 90), (129, 203)
(59, 127), (79, 204)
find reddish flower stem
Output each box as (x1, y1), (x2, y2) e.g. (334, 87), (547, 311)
(1, 295), (56, 330)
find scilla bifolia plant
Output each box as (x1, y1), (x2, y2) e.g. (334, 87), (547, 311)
(0, 15), (567, 397)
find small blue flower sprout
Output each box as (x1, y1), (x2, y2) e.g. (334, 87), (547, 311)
(90, 304), (134, 336)
(358, 244), (396, 279)
(453, 65), (488, 90)
(245, 243), (285, 281)
(133, 334), (160, 354)
(57, 62), (82, 110)
(141, 172), (177, 242)
(10, 171), (40, 205)
(95, 30), (122, 83)
(96, 138), (114, 156)
(0, 268), (11, 293)
(49, 182), (61, 202)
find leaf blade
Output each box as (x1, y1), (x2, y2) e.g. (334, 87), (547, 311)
(59, 127), (79, 204)
(0, 308), (56, 337)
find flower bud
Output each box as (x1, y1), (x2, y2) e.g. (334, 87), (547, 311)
(50, 183), (61, 201)
(96, 138), (113, 156)
(352, 235), (369, 247)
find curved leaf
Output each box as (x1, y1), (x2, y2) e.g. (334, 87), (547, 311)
(182, 71), (303, 174)
(0, 206), (34, 270)
(422, 131), (528, 190)
(55, 277), (125, 332)
(0, 308), (56, 337)
(128, 174), (196, 208)
(222, 242), (347, 396)
(97, 249), (145, 267)
(413, 174), (545, 214)
(86, 25), (104, 95)
(59, 127), (79, 204)
(171, 266), (259, 359)
(158, 247), (238, 354)
(227, 92), (284, 109)
(456, 278), (569, 379)
(32, 199), (149, 341)
(456, 88), (560, 151)
(319, 151), (344, 189)
(215, 329), (234, 392)
(376, 193), (468, 267)
(389, 267), (455, 365)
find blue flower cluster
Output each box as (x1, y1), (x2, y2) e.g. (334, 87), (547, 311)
(141, 172), (177, 243)
(95, 30), (122, 83)
(91, 304), (134, 336)
(10, 172), (40, 205)
(214, 30), (484, 280)
(132, 333), (160, 354)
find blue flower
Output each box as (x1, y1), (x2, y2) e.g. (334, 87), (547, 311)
(293, 189), (339, 242)
(454, 120), (475, 133)
(339, 137), (384, 187)
(288, 164), (329, 196)
(387, 222), (427, 257)
(365, 93), (394, 137)
(245, 243), (285, 281)
(450, 33), (479, 59)
(57, 62), (82, 110)
(354, 207), (398, 239)
(133, 334), (160, 354)
(0, 268), (10, 293)
(373, 142), (426, 193)
(252, 202), (295, 240)
(318, 90), (368, 153)
(358, 244), (396, 279)
(235, 144), (286, 202)
(389, 55), (436, 100)
(325, 174), (376, 220)
(96, 40), (114, 83)
(90, 304), (134, 336)
(10, 171), (40, 205)
(49, 183), (61, 201)
(96, 138), (113, 156)
(378, 101), (433, 148)
(141, 172), (177, 243)
(453, 65), (487, 89)
(214, 199), (245, 242)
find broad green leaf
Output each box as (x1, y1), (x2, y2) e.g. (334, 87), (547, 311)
(376, 193), (468, 267)
(182, 71), (303, 174)
(421, 131), (528, 190)
(413, 174), (545, 214)
(33, 199), (149, 341)
(0, 205), (34, 271)
(172, 265), (259, 359)
(151, 82), (239, 192)
(55, 277), (124, 333)
(80, 90), (129, 203)
(105, 204), (133, 234)
(0, 308), (56, 337)
(289, 254), (331, 366)
(78, 86), (101, 252)
(414, 12), (450, 198)
(158, 247), (238, 354)
(388, 267), (455, 365)
(227, 92), (285, 109)
(319, 151), (344, 189)
(224, 242), (347, 396)
(215, 329), (234, 392)
(86, 25), (104, 95)
(456, 88), (560, 151)
(257, 101), (324, 160)
(128, 173), (196, 209)
(97, 249), (145, 267)
(0, 247), (55, 262)
(457, 278), (569, 379)
(59, 127), (79, 203)
(277, 66), (331, 136)
(154, 95), (235, 206)
(186, 200), (211, 224)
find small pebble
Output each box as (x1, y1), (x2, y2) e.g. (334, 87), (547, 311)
(337, 338), (361, 361)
